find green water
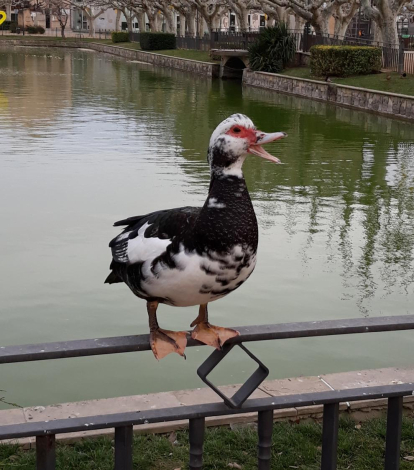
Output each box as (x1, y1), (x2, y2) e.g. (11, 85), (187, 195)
(0, 46), (413, 410)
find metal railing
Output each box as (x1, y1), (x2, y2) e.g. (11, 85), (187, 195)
(1, 314), (414, 470)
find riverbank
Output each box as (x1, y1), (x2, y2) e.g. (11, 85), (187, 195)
(281, 67), (414, 96)
(243, 68), (414, 121)
(3, 37), (414, 118)
(1, 415), (413, 469)
(0, 37), (219, 77)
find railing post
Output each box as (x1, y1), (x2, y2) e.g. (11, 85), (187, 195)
(398, 38), (404, 74)
(321, 403), (339, 470)
(258, 410), (273, 470)
(36, 435), (56, 470)
(189, 417), (205, 469)
(114, 425), (133, 470)
(384, 396), (403, 470)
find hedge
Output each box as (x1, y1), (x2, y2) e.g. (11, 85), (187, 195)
(310, 45), (382, 77)
(112, 31), (130, 43)
(26, 25), (45, 34)
(140, 32), (176, 51)
(1, 21), (11, 30)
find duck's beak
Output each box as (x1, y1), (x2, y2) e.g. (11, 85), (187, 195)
(248, 131), (287, 164)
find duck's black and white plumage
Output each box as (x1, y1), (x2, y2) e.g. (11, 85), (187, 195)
(106, 114), (286, 359)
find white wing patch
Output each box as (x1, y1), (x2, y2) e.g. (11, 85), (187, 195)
(207, 198), (226, 209)
(127, 222), (171, 264)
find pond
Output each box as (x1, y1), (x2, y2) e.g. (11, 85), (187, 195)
(0, 45), (413, 409)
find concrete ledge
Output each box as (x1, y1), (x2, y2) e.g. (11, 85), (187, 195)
(87, 43), (219, 77)
(243, 68), (414, 121)
(0, 39), (220, 78)
(1, 367), (413, 448)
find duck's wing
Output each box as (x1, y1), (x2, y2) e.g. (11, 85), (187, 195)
(105, 206), (200, 284)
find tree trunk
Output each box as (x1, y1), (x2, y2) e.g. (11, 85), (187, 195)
(186, 10), (196, 37)
(87, 14), (94, 37)
(380, 17), (398, 45)
(126, 13), (133, 32)
(115, 9), (121, 32)
(236, 7), (249, 30)
(137, 11), (145, 32)
(163, 9), (175, 34)
(146, 11), (157, 31)
(334, 18), (349, 37)
(61, 24), (65, 38)
(178, 14), (185, 36)
(197, 15), (204, 37)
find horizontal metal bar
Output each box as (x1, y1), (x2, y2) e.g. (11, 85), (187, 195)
(0, 384), (412, 441)
(1, 315), (413, 364)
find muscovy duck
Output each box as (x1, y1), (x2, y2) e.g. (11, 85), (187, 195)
(105, 114), (286, 360)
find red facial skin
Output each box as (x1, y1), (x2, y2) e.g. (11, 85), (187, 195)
(225, 126), (257, 144)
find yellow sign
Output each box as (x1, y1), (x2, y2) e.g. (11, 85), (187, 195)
(0, 11), (6, 26)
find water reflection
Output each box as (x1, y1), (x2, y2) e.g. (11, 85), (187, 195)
(0, 46), (413, 408)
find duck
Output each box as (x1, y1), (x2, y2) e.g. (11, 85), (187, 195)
(105, 114), (287, 360)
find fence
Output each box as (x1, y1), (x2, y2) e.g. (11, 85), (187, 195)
(130, 30), (260, 51)
(1, 314), (414, 470)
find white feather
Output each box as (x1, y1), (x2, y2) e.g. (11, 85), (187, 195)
(141, 244), (256, 307)
(127, 222), (171, 264)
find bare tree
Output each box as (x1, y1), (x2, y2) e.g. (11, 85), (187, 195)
(170, 0), (196, 36)
(49, 0), (69, 36)
(262, 0), (352, 34)
(193, 0), (226, 34)
(63, 0), (109, 36)
(360, 0), (410, 44)
(333, 0), (360, 37)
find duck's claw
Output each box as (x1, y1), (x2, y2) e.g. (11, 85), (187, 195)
(150, 328), (187, 360)
(191, 322), (239, 349)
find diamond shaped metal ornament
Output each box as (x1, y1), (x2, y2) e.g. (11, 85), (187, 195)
(197, 343), (269, 409)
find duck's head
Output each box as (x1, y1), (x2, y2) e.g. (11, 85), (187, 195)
(208, 114), (287, 177)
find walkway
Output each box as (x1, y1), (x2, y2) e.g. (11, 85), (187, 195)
(2, 367), (413, 448)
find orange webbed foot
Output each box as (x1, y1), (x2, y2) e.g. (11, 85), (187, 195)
(191, 322), (239, 349)
(150, 328), (187, 360)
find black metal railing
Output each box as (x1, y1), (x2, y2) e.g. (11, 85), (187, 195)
(1, 314), (414, 470)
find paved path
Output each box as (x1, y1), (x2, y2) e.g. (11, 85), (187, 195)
(1, 367), (413, 448)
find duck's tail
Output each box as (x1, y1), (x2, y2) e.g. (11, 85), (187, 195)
(104, 270), (122, 284)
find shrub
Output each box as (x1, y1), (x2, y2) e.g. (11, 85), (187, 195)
(36, 25), (45, 34)
(310, 45), (382, 77)
(111, 31), (130, 43)
(248, 23), (296, 74)
(26, 26), (39, 34)
(10, 22), (17, 33)
(140, 32), (176, 51)
(1, 21), (11, 30)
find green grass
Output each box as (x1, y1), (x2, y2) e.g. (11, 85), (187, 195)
(107, 42), (215, 62)
(1, 418), (413, 469)
(281, 67), (414, 96)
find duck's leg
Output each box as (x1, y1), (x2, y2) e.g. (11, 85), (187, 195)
(147, 301), (187, 360)
(190, 304), (239, 350)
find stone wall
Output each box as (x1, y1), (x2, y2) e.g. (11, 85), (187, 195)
(243, 69), (414, 121)
(86, 43), (220, 78)
(0, 40), (220, 78)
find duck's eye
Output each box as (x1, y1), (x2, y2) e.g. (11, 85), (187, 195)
(233, 127), (241, 133)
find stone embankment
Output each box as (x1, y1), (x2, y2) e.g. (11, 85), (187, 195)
(1, 367), (413, 448)
(89, 43), (219, 77)
(0, 39), (219, 78)
(243, 69), (414, 121)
